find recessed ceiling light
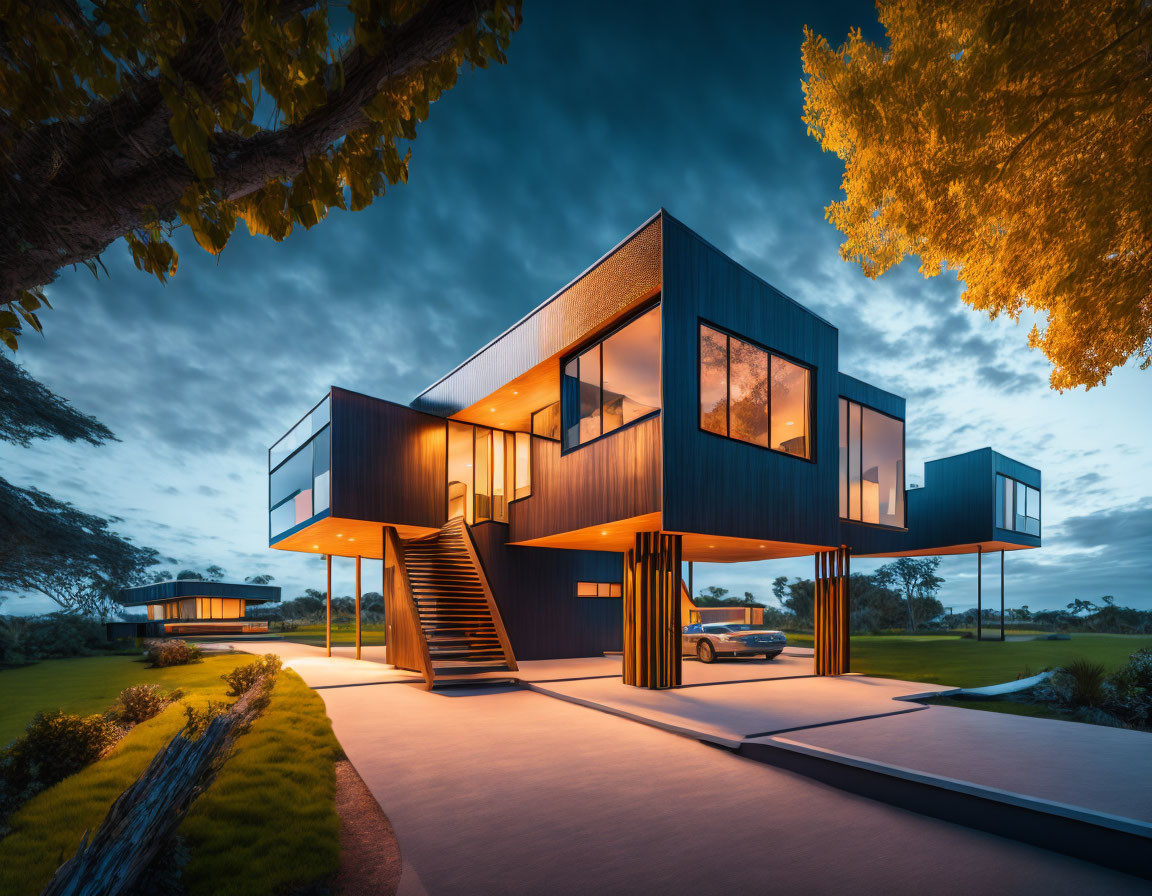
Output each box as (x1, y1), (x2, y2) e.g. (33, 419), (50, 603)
(512, 390), (519, 395)
(490, 407), (496, 412)
(336, 533), (343, 537)
(348, 538), (355, 542)
(312, 544), (319, 549)
(601, 530), (608, 535)
(709, 545), (715, 549)
(785, 421), (794, 426)
(759, 544), (765, 548)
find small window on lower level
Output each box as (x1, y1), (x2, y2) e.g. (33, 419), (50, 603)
(576, 581), (622, 598)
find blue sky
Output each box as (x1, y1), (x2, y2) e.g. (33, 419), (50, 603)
(3, 2), (1150, 616)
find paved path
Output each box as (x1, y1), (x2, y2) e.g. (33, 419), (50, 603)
(217, 640), (1149, 894)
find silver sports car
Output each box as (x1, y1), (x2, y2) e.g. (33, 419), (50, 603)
(682, 623), (787, 663)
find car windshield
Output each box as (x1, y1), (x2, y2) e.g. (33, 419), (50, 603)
(701, 625), (733, 634)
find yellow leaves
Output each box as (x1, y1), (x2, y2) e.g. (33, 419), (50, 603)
(125, 226), (180, 282)
(802, 0), (1152, 389)
(1, 289), (52, 350)
(177, 186), (236, 255)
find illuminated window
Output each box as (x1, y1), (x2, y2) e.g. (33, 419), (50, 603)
(447, 422), (531, 524)
(698, 323), (811, 459)
(563, 304), (661, 450)
(531, 402), (560, 440)
(576, 581), (623, 598)
(996, 474), (1040, 536)
(839, 397), (904, 528)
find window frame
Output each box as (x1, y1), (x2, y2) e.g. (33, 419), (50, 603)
(444, 421), (533, 526)
(575, 581), (623, 599)
(696, 319), (816, 463)
(995, 473), (1041, 537)
(559, 300), (662, 456)
(837, 395), (907, 530)
(268, 422), (331, 541)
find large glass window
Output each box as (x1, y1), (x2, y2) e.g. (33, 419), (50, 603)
(270, 396), (329, 469)
(531, 402), (560, 440)
(996, 474), (1040, 536)
(447, 422), (531, 524)
(269, 416), (330, 540)
(563, 304), (661, 450)
(839, 397), (904, 527)
(697, 323), (812, 459)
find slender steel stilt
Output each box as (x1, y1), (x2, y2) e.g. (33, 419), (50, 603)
(1000, 550), (1005, 642)
(325, 553), (332, 657)
(355, 554), (362, 660)
(977, 545), (983, 641)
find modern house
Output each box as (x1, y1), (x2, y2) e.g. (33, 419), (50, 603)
(267, 212), (1041, 688)
(113, 580), (282, 638)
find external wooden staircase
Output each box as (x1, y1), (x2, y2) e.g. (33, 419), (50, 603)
(383, 516), (517, 688)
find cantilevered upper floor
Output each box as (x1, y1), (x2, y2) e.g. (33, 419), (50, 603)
(266, 210), (1041, 564)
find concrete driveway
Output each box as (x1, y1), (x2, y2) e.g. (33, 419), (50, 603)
(218, 640), (1148, 894)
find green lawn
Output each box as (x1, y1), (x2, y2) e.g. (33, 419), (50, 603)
(919, 695), (1081, 723)
(0, 652), (246, 746)
(784, 632), (1152, 688)
(0, 654), (341, 896)
(282, 621), (387, 647)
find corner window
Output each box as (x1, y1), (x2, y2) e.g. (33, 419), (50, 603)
(531, 402), (560, 440)
(269, 399), (330, 540)
(448, 421), (532, 525)
(996, 474), (1040, 536)
(562, 304), (661, 450)
(698, 323), (811, 459)
(839, 397), (904, 527)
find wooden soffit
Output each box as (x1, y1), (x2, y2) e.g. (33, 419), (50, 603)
(270, 516), (438, 560)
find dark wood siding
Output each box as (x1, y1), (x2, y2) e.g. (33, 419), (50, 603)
(838, 373), (905, 418)
(471, 523), (624, 660)
(660, 213), (840, 546)
(842, 448), (1041, 553)
(509, 418), (662, 543)
(330, 387), (446, 529)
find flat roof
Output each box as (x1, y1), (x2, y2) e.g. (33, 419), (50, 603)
(117, 580), (282, 607)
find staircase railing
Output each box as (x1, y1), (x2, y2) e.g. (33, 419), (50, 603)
(450, 516), (518, 672)
(383, 525), (434, 688)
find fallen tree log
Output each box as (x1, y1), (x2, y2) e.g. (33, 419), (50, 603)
(41, 675), (272, 896)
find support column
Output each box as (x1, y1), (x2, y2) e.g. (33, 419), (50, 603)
(814, 546), (851, 675)
(325, 553), (332, 658)
(355, 554), (362, 660)
(623, 532), (682, 689)
(1000, 550), (1005, 642)
(977, 544), (983, 641)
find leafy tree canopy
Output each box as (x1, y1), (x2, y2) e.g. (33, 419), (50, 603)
(0, 354), (115, 446)
(0, 0), (521, 350)
(802, 1), (1152, 389)
(0, 478), (158, 616)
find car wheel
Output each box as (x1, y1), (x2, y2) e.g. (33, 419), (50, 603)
(697, 640), (716, 664)
(764, 653), (777, 661)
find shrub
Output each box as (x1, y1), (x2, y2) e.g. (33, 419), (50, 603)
(182, 701), (231, 739)
(3, 613), (111, 662)
(145, 639), (202, 668)
(113, 684), (181, 725)
(221, 654), (282, 697)
(1061, 658), (1108, 707)
(1, 711), (121, 810)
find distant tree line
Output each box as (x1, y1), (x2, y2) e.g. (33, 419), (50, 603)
(697, 557), (947, 634)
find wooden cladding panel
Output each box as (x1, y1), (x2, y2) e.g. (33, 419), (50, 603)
(814, 547), (850, 676)
(659, 213), (840, 548)
(383, 525), (433, 684)
(510, 417), (662, 544)
(413, 215), (662, 418)
(623, 532), (682, 689)
(471, 523), (624, 660)
(330, 388), (446, 531)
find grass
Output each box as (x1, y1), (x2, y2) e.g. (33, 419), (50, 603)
(919, 695), (1080, 723)
(282, 621), (387, 647)
(0, 655), (341, 896)
(181, 669), (342, 896)
(0, 653), (246, 747)
(783, 632), (1152, 688)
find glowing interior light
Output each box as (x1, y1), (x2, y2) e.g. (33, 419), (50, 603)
(600, 530), (608, 535)
(785, 421), (794, 426)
